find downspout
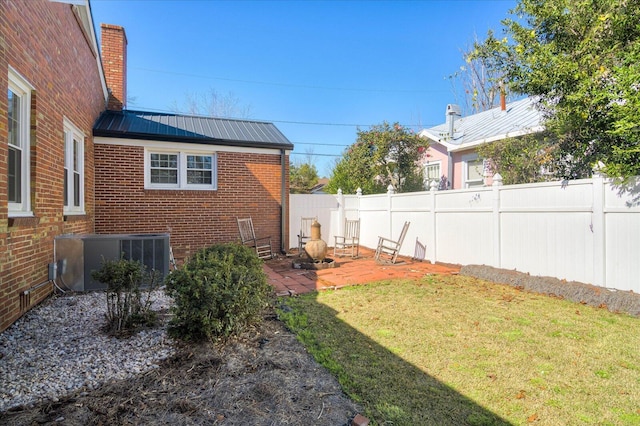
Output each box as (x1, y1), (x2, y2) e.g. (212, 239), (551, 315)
(280, 148), (286, 254)
(447, 151), (454, 189)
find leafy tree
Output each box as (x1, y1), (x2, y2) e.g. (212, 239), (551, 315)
(477, 132), (556, 185)
(472, 0), (640, 181)
(326, 122), (429, 194)
(290, 162), (319, 193)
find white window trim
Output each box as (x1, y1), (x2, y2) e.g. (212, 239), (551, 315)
(147, 151), (180, 189)
(462, 153), (485, 188)
(63, 118), (85, 215)
(424, 161), (442, 184)
(8, 66), (34, 217)
(144, 149), (217, 190)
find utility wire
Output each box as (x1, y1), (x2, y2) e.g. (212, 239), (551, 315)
(132, 66), (448, 94)
(290, 141), (350, 147)
(290, 152), (341, 157)
(126, 105), (435, 129)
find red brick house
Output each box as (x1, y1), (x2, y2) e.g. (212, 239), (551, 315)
(94, 25), (293, 264)
(1, 1), (292, 332)
(1, 0), (108, 331)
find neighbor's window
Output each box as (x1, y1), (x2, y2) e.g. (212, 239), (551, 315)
(463, 155), (485, 188)
(424, 162), (441, 187)
(146, 150), (217, 190)
(8, 67), (33, 216)
(63, 118), (85, 214)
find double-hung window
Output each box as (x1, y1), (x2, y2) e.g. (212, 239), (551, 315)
(424, 161), (441, 188)
(463, 154), (486, 188)
(150, 153), (179, 186)
(146, 150), (217, 190)
(7, 67), (33, 216)
(63, 119), (85, 214)
(186, 155), (214, 185)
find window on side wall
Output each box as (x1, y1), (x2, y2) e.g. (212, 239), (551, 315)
(145, 150), (217, 190)
(63, 119), (85, 214)
(463, 155), (485, 188)
(424, 162), (441, 188)
(7, 67), (33, 217)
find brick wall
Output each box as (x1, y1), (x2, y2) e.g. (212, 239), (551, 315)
(94, 144), (290, 263)
(0, 0), (106, 331)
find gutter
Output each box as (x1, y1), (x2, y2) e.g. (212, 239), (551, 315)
(92, 130), (294, 151)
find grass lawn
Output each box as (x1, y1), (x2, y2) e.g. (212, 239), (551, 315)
(278, 275), (640, 426)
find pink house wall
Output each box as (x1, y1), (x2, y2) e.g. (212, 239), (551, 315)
(424, 144), (449, 168)
(424, 146), (491, 190)
(422, 143), (449, 187)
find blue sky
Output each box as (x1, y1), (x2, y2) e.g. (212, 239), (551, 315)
(90, 0), (516, 177)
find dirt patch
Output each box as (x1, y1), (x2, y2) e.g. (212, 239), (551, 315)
(0, 312), (361, 426)
(461, 265), (640, 316)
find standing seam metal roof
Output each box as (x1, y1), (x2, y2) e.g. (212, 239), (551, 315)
(419, 97), (544, 151)
(93, 110), (294, 150)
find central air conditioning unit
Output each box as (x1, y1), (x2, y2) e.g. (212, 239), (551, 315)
(54, 234), (170, 291)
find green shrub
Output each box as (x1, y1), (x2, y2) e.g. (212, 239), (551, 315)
(91, 257), (160, 335)
(164, 243), (273, 342)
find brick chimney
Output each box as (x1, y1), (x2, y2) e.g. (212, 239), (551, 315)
(101, 24), (127, 111)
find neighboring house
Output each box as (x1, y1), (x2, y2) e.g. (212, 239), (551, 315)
(310, 178), (329, 194)
(1, 0), (108, 331)
(419, 97), (544, 189)
(0, 2), (293, 332)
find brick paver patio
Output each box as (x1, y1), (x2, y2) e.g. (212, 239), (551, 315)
(264, 247), (460, 296)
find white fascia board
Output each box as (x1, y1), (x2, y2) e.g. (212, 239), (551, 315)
(83, 2), (110, 103)
(418, 130), (449, 146)
(418, 129), (440, 142)
(94, 136), (289, 155)
(418, 129), (459, 150)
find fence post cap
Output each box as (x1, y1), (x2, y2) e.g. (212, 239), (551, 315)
(356, 187), (362, 196)
(492, 173), (503, 186)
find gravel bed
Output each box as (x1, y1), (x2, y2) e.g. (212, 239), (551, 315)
(0, 290), (176, 413)
(460, 265), (640, 317)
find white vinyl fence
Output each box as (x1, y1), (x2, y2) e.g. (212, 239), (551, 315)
(290, 177), (640, 293)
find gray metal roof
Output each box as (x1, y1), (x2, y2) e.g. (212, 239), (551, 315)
(419, 97), (545, 152)
(93, 110), (294, 150)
